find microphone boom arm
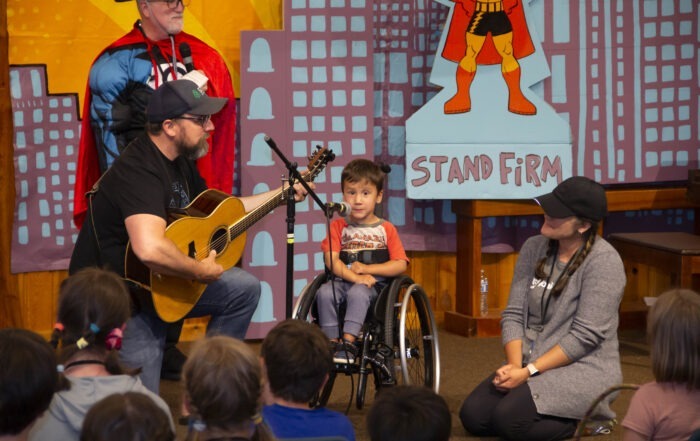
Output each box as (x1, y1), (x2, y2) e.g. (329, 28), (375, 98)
(263, 134), (333, 319)
(264, 135), (327, 213)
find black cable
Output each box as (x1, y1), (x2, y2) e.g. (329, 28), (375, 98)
(344, 373), (355, 415)
(325, 210), (343, 343)
(573, 384), (639, 440)
(325, 209), (355, 412)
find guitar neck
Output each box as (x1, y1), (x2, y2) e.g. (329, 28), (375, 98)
(228, 186), (292, 240)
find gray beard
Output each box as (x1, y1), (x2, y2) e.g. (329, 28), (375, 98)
(180, 138), (209, 161)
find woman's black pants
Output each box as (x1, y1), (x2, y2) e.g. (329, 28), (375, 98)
(460, 373), (578, 441)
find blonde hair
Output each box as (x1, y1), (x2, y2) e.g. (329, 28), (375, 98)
(183, 336), (274, 441)
(648, 289), (700, 389)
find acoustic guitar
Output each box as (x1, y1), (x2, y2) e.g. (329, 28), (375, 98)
(124, 146), (334, 323)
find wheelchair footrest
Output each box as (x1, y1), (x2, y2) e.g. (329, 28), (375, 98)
(332, 362), (359, 375)
(379, 369), (397, 386)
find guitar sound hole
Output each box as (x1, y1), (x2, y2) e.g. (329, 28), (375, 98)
(210, 228), (228, 254)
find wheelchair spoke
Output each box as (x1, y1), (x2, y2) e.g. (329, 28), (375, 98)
(402, 293), (426, 383)
(398, 284), (441, 392)
(294, 272), (440, 412)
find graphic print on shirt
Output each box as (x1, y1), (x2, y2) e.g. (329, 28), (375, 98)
(530, 276), (554, 291)
(146, 57), (188, 90)
(341, 224), (389, 251)
(169, 180), (190, 209)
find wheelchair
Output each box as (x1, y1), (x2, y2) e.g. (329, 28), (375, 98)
(292, 272), (440, 409)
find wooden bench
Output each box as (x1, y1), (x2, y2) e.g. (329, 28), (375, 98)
(608, 232), (700, 328)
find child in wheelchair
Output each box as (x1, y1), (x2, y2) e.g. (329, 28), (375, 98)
(317, 159), (409, 364)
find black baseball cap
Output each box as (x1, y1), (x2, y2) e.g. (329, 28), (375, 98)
(146, 79), (228, 123)
(534, 176), (608, 221)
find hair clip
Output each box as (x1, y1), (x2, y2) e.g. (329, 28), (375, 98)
(56, 364), (65, 373)
(89, 323), (101, 334)
(53, 322), (65, 332)
(76, 337), (89, 349)
(379, 163), (392, 173)
(105, 327), (124, 350)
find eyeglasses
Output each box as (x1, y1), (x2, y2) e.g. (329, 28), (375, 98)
(148, 0), (190, 10)
(174, 114), (211, 127)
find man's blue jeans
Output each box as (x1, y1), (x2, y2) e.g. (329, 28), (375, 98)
(119, 266), (260, 392)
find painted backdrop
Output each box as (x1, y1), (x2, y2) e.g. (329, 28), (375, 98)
(8, 0), (281, 273)
(7, 0), (698, 336)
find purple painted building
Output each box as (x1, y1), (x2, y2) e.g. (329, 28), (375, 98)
(240, 0), (375, 335)
(10, 65), (80, 273)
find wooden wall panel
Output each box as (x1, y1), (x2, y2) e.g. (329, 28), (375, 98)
(4, 250), (462, 340)
(436, 252), (457, 315)
(17, 271), (63, 337)
(6, 243), (663, 340)
(406, 251), (454, 324)
(481, 252), (518, 313)
(619, 260), (671, 312)
(0, 0), (22, 330)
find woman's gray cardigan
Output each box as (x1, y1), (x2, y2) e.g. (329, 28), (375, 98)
(501, 234), (626, 420)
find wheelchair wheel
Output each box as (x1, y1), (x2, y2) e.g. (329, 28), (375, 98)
(292, 272), (328, 323)
(384, 277), (440, 392)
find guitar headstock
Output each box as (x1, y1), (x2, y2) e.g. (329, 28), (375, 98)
(304, 146), (335, 181)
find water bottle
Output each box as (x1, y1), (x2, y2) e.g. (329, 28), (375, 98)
(480, 269), (489, 317)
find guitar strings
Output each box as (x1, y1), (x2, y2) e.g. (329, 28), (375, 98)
(189, 185), (292, 260)
(188, 158), (326, 261)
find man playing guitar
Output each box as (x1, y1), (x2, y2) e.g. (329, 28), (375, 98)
(69, 79), (310, 393)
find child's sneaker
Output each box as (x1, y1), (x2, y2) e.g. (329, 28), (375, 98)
(333, 341), (357, 364)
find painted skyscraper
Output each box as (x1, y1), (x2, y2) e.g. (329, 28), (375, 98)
(240, 0), (375, 335)
(10, 65), (80, 273)
(539, 0), (697, 183)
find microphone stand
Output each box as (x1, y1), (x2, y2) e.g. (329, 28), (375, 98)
(264, 135), (330, 318)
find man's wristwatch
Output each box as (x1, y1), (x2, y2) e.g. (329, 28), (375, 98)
(526, 363), (540, 377)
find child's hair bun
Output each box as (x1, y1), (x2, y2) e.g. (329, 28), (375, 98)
(379, 163), (392, 173)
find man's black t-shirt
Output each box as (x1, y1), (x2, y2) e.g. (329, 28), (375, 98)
(69, 133), (207, 276)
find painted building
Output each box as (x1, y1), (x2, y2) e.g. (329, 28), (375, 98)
(10, 65), (80, 272)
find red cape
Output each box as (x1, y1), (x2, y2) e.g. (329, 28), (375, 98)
(74, 24), (236, 228)
(442, 0), (535, 65)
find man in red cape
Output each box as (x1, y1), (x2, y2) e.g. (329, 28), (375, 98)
(442, 0), (537, 115)
(74, 0), (235, 229)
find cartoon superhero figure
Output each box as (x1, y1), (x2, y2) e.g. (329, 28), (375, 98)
(442, 0), (536, 115)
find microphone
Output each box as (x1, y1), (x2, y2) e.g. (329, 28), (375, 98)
(179, 42), (194, 72)
(327, 202), (351, 217)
